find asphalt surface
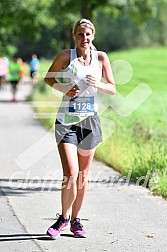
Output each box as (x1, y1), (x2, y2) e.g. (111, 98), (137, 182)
(0, 81), (167, 252)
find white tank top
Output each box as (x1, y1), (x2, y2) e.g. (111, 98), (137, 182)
(56, 48), (102, 125)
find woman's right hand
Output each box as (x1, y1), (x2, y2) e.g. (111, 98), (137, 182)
(65, 86), (80, 98)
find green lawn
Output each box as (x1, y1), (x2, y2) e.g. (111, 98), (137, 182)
(96, 47), (167, 198)
(31, 47), (167, 199)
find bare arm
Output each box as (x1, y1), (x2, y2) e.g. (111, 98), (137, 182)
(44, 50), (79, 97)
(44, 50), (69, 92)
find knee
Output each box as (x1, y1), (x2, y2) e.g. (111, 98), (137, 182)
(78, 170), (89, 185)
(63, 171), (78, 184)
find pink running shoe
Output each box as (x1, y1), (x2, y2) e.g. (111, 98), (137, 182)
(47, 214), (70, 239)
(70, 218), (87, 238)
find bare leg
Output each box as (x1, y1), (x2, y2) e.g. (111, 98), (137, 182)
(12, 89), (16, 100)
(11, 83), (17, 101)
(58, 143), (79, 219)
(71, 148), (96, 220)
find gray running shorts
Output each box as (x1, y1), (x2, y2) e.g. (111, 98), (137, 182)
(55, 114), (103, 150)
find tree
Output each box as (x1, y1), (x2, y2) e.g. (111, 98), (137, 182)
(1, 0), (166, 58)
(0, 0), (55, 55)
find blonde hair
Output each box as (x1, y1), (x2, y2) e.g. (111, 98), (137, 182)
(73, 18), (96, 50)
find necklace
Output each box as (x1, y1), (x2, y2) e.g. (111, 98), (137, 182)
(76, 49), (92, 66)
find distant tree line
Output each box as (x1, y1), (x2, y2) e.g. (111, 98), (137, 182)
(0, 0), (167, 60)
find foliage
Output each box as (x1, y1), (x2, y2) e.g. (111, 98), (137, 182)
(94, 9), (140, 51)
(1, 0), (167, 58)
(0, 0), (55, 55)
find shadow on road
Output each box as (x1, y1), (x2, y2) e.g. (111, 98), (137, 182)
(0, 233), (77, 242)
(0, 233), (51, 242)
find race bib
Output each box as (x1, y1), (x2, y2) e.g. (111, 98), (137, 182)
(11, 71), (17, 76)
(69, 96), (94, 115)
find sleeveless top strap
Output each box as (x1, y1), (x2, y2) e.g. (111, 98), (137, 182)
(70, 49), (77, 62)
(91, 49), (99, 66)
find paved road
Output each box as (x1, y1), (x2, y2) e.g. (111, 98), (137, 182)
(0, 82), (167, 252)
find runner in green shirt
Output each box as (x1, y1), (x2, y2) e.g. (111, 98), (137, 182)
(9, 56), (22, 102)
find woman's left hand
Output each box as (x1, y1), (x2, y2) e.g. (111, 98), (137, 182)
(85, 75), (100, 88)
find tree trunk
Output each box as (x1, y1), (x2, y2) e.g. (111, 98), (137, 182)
(80, 0), (95, 19)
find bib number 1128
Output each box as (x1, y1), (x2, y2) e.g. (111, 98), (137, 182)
(69, 96), (94, 113)
(73, 102), (91, 111)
